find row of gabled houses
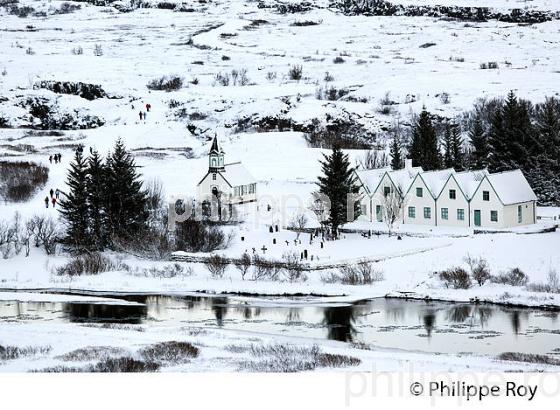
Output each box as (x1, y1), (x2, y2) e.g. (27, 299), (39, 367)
(354, 159), (537, 229)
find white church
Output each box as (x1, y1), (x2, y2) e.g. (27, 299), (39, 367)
(355, 159), (537, 229)
(197, 136), (257, 204)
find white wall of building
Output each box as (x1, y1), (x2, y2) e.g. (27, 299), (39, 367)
(436, 176), (470, 228)
(469, 178), (505, 228)
(403, 175), (436, 226)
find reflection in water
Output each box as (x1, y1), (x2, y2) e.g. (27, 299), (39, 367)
(65, 303), (147, 324)
(211, 297), (228, 327)
(447, 306), (472, 323)
(1, 295), (559, 355)
(322, 306), (357, 342)
(423, 312), (436, 337)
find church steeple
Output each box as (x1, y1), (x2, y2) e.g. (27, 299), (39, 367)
(208, 135), (225, 172)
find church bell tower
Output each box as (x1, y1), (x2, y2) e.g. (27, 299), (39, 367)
(208, 135), (225, 172)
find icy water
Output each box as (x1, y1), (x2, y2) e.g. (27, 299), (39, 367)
(1, 294), (559, 355)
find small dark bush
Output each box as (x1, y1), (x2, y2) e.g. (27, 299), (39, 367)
(147, 75), (183, 91)
(89, 357), (160, 372)
(175, 219), (232, 253)
(287, 64), (303, 81)
(492, 267), (528, 286)
(0, 344), (52, 360)
(333, 56), (345, 64)
(139, 341), (199, 364)
(56, 253), (128, 276)
(439, 267), (472, 289)
(56, 346), (127, 362)
(465, 255), (491, 286)
(204, 254), (229, 278)
(497, 352), (560, 366)
(0, 161), (48, 202)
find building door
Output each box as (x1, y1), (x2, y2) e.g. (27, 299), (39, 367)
(474, 210), (481, 227)
(376, 205), (382, 222)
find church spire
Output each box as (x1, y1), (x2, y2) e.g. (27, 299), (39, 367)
(208, 135), (225, 172)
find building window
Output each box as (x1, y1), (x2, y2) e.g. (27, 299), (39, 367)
(483, 191), (490, 201)
(416, 187), (423, 197)
(423, 207), (431, 219)
(408, 206), (416, 218)
(249, 183), (255, 194)
(449, 189), (456, 199)
(457, 209), (465, 221)
(384, 186), (391, 196)
(441, 208), (448, 220)
(491, 210), (498, 222)
(212, 173), (216, 180)
(518, 205), (522, 223)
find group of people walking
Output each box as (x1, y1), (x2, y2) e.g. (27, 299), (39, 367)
(136, 102), (151, 121)
(44, 188), (60, 208)
(49, 153), (62, 164)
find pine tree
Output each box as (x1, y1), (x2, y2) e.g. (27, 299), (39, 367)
(317, 146), (360, 238)
(87, 148), (106, 250)
(59, 148), (90, 250)
(488, 91), (532, 172)
(442, 125), (453, 169)
(468, 113), (489, 169)
(410, 108), (440, 170)
(389, 135), (402, 170)
(104, 139), (149, 244)
(450, 123), (464, 170)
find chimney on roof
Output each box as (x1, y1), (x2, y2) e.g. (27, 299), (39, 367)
(405, 158), (413, 170)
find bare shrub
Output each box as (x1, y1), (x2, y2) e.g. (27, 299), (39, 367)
(234, 252), (251, 280)
(240, 344), (360, 372)
(139, 341), (199, 364)
(288, 211), (308, 239)
(204, 254), (228, 279)
(357, 149), (388, 170)
(252, 255), (281, 281)
(0, 161), (49, 202)
(88, 357), (159, 372)
(332, 260), (384, 285)
(492, 267), (528, 286)
(265, 71), (277, 82)
(527, 270), (560, 293)
(287, 64), (303, 81)
(214, 71), (230, 86)
(464, 255), (490, 286)
(147, 75), (183, 91)
(131, 263), (192, 279)
(0, 344), (52, 360)
(56, 253), (128, 276)
(497, 352), (560, 366)
(93, 44), (103, 56)
(175, 220), (232, 253)
(439, 267), (472, 289)
(28, 215), (58, 255)
(282, 251), (307, 283)
(56, 346), (127, 362)
(71, 46), (83, 55)
(333, 56), (345, 64)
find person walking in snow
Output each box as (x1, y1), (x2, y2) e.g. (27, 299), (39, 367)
(139, 111), (143, 121)
(44, 196), (49, 208)
(143, 111), (147, 120)
(49, 188), (54, 198)
(146, 103), (151, 112)
(55, 189), (60, 199)
(49, 155), (53, 164)
(51, 197), (56, 208)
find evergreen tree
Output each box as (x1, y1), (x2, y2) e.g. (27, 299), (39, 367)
(59, 148), (90, 250)
(450, 122), (464, 170)
(442, 125), (453, 169)
(104, 139), (149, 244)
(410, 108), (440, 170)
(87, 148), (107, 250)
(389, 135), (402, 170)
(317, 146), (360, 238)
(468, 113), (489, 169)
(488, 91), (532, 172)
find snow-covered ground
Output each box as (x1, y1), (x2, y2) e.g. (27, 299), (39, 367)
(2, 0), (560, 372)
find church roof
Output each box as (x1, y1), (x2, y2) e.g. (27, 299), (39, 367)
(486, 169), (537, 205)
(210, 135), (224, 154)
(222, 162), (255, 187)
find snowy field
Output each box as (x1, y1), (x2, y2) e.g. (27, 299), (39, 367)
(2, 0), (560, 372)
